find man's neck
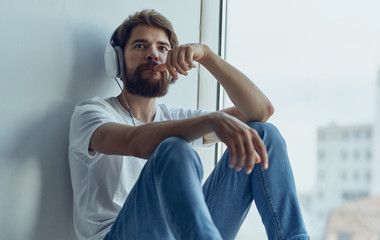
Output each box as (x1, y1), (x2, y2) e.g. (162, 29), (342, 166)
(117, 91), (157, 123)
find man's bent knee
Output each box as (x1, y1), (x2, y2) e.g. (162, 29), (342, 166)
(152, 137), (200, 166)
(156, 136), (191, 154)
(150, 136), (203, 180)
(246, 121), (288, 155)
(247, 122), (283, 140)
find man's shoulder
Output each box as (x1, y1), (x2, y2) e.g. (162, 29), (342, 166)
(74, 97), (120, 111)
(71, 97), (121, 121)
(76, 96), (114, 107)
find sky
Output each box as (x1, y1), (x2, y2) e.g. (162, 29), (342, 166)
(225, 0), (380, 193)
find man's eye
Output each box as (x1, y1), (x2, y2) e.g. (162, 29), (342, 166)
(134, 44), (144, 49)
(159, 46), (168, 51)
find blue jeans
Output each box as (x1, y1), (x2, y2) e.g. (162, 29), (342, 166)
(104, 122), (309, 240)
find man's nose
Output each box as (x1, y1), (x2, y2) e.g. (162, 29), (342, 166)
(145, 48), (159, 61)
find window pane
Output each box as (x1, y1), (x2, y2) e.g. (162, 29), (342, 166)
(226, 0), (380, 239)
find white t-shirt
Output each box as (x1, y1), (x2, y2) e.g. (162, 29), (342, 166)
(68, 97), (209, 240)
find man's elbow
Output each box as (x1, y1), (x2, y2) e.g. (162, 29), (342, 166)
(131, 144), (151, 159)
(128, 135), (154, 159)
(260, 103), (275, 122)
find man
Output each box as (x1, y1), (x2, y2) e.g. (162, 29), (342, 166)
(69, 9), (309, 240)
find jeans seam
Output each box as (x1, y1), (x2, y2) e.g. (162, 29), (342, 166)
(204, 166), (230, 204)
(258, 166), (283, 240)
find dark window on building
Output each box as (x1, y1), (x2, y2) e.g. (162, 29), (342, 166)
(318, 150), (325, 161)
(353, 150), (360, 160)
(342, 191), (369, 200)
(318, 171), (325, 181)
(366, 129), (372, 138)
(341, 150), (348, 160)
(318, 190), (324, 200)
(366, 171), (372, 181)
(353, 171), (359, 180)
(341, 172), (347, 180)
(337, 232), (352, 240)
(367, 150), (372, 161)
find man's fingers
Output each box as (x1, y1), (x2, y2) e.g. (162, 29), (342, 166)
(165, 46), (199, 78)
(153, 63), (167, 72)
(186, 56), (197, 69)
(228, 141), (237, 168)
(252, 132), (268, 169)
(230, 128), (268, 172)
(170, 48), (182, 74)
(185, 46), (197, 69)
(215, 114), (269, 172)
(177, 50), (191, 73)
(165, 52), (178, 79)
(235, 135), (246, 171)
(244, 136), (256, 174)
(172, 49), (190, 75)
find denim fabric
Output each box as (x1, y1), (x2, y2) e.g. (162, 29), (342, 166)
(104, 122), (309, 240)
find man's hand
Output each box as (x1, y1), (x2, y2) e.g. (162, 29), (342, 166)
(153, 43), (208, 80)
(210, 112), (268, 174)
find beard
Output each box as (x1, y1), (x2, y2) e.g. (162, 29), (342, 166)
(123, 62), (171, 98)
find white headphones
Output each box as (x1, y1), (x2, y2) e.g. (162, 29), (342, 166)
(104, 27), (136, 126)
(104, 28), (125, 78)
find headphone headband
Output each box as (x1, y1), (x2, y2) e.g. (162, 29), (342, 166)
(110, 26), (120, 47)
(104, 26), (125, 78)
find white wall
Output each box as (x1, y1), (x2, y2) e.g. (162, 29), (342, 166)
(0, 1), (202, 239)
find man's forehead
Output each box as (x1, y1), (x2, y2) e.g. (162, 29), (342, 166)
(127, 25), (170, 45)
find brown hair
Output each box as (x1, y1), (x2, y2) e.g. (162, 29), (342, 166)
(112, 9), (178, 49)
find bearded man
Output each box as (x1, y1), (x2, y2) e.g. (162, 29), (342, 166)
(69, 9), (309, 240)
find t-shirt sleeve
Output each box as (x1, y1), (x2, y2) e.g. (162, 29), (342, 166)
(69, 98), (118, 159)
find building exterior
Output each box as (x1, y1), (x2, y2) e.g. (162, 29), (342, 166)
(311, 67), (380, 240)
(324, 196), (380, 240)
(313, 123), (373, 239)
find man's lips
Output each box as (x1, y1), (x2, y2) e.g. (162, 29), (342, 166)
(139, 62), (166, 72)
(141, 64), (167, 74)
(152, 64), (167, 72)
(142, 66), (154, 71)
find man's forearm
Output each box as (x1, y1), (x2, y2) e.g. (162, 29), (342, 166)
(130, 114), (216, 158)
(91, 113), (217, 159)
(200, 45), (274, 122)
(91, 110), (268, 173)
(131, 111), (269, 172)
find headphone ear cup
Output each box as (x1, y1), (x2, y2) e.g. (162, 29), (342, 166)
(114, 46), (125, 77)
(104, 43), (120, 78)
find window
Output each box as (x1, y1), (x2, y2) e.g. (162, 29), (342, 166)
(318, 190), (324, 200)
(367, 150), (372, 161)
(318, 171), (325, 181)
(318, 150), (325, 161)
(353, 150), (360, 160)
(366, 171), (372, 181)
(353, 171), (359, 180)
(341, 172), (347, 181)
(225, 1), (380, 239)
(337, 232), (352, 240)
(340, 150), (348, 160)
(342, 191), (369, 200)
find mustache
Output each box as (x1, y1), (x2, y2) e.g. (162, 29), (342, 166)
(136, 61), (174, 84)
(138, 61), (160, 70)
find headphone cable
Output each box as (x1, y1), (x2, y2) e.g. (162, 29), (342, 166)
(114, 78), (136, 126)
